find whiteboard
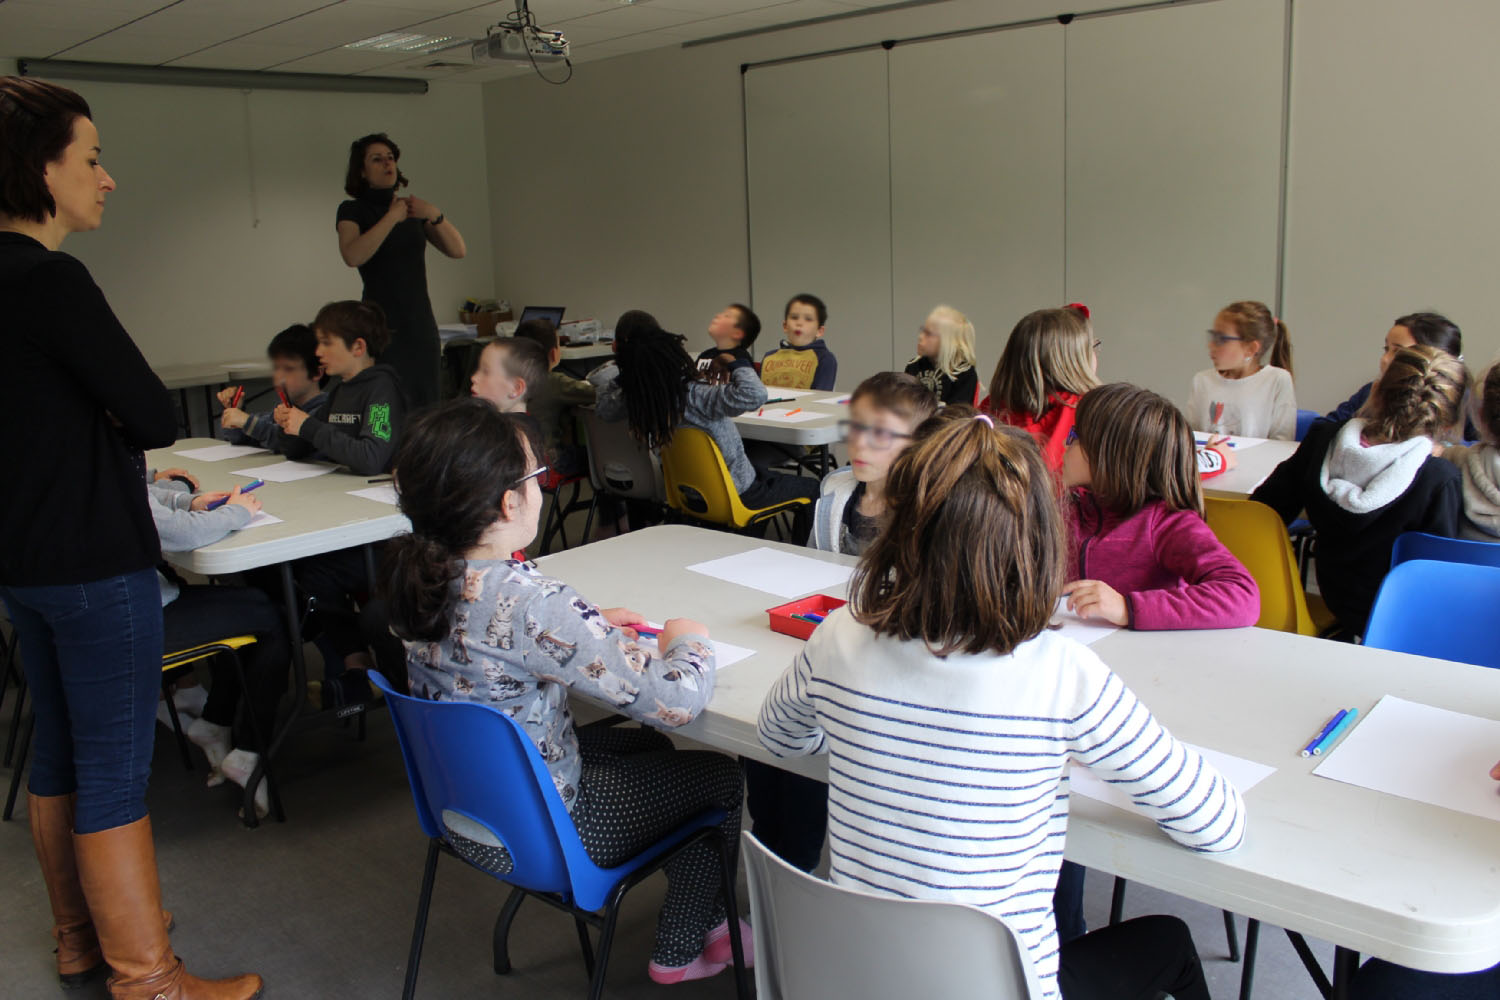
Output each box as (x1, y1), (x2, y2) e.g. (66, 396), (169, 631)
(745, 49), (892, 388)
(1065, 0), (1286, 408)
(889, 23), (1065, 393)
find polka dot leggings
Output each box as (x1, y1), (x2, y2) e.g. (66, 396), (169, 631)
(570, 725), (743, 967)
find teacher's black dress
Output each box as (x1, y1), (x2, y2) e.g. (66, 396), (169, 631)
(337, 187), (442, 409)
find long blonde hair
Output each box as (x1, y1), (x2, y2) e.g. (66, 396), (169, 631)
(921, 305), (978, 378)
(989, 306), (1100, 417)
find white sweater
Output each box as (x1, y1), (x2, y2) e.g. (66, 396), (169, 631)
(1186, 365), (1297, 440)
(757, 609), (1246, 998)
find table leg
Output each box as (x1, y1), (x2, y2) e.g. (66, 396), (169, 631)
(241, 562), (307, 826)
(1331, 946), (1359, 1000)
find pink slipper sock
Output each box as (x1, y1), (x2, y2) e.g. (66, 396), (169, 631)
(703, 918), (754, 967)
(647, 953), (729, 985)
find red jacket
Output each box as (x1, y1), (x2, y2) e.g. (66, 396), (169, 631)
(1067, 489), (1260, 631)
(982, 392), (1080, 473)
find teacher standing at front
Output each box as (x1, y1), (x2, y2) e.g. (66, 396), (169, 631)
(336, 132), (466, 410)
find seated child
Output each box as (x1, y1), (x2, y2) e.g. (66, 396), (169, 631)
(696, 303), (761, 372)
(595, 325), (818, 533)
(218, 323), (326, 451)
(757, 413), (1244, 1000)
(1322, 312), (1473, 439)
(981, 303), (1100, 471)
(471, 333), (549, 445)
(1060, 384), (1260, 630)
(810, 372), (936, 556)
(382, 399), (748, 983)
(276, 300), (407, 475)
(147, 478), (289, 819)
(904, 304), (979, 405)
(514, 317), (597, 477)
(1441, 361), (1500, 541)
(1252, 344), (1465, 635)
(760, 294), (837, 391)
(1186, 300), (1296, 440)
(274, 300), (409, 704)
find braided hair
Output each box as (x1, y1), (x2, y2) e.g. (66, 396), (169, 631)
(1362, 344), (1467, 445)
(614, 325), (700, 450)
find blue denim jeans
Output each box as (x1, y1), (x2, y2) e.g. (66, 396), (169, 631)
(2, 569), (163, 834)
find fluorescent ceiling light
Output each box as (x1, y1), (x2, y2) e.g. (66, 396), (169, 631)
(344, 32), (463, 54)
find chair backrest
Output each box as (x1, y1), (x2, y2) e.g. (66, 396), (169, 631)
(1204, 497), (1318, 635)
(660, 426), (753, 528)
(365, 669), (596, 901)
(741, 833), (1043, 1000)
(1362, 560), (1500, 668)
(1295, 408), (1320, 442)
(582, 408), (665, 503)
(1391, 530), (1500, 570)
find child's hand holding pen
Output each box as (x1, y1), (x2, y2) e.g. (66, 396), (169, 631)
(602, 607), (648, 641)
(191, 485), (262, 514)
(1204, 434), (1238, 471)
(273, 403), (308, 435)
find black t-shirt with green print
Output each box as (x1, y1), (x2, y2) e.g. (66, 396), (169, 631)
(282, 362), (408, 475)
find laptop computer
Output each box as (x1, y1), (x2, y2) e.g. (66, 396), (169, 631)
(517, 305), (565, 330)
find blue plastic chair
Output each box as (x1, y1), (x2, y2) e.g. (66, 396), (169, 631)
(365, 669), (751, 1000)
(1363, 561), (1500, 668)
(1295, 409), (1320, 442)
(1391, 531), (1500, 570)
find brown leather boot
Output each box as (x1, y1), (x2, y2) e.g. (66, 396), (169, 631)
(29, 793), (105, 987)
(75, 815), (262, 1000)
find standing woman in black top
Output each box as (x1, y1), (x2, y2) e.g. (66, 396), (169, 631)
(336, 132), (467, 410)
(0, 78), (262, 1000)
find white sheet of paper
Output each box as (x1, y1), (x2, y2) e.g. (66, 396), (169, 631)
(1071, 744), (1276, 810)
(239, 511), (283, 530)
(1313, 696), (1500, 822)
(762, 387), (821, 399)
(755, 407), (826, 423)
(637, 623), (756, 669)
(172, 443), (269, 462)
(1048, 598), (1122, 646)
(687, 547), (853, 598)
(347, 484), (399, 505)
(1193, 434), (1269, 451)
(232, 461), (335, 483)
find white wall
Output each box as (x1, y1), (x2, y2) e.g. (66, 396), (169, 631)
(0, 57), (494, 367)
(482, 0), (1500, 414)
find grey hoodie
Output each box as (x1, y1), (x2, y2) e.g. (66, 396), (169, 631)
(147, 481), (251, 605)
(1443, 442), (1500, 541)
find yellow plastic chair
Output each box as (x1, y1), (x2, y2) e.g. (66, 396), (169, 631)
(1203, 497), (1335, 638)
(660, 427), (812, 531)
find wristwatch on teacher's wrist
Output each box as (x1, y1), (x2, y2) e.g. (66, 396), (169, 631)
(428, 212), (444, 226)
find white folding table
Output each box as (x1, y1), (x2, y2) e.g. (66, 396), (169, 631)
(536, 524), (1500, 995)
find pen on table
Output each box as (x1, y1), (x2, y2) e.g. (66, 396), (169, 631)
(757, 407), (764, 416)
(1300, 709), (1347, 757)
(1311, 707), (1359, 756)
(763, 397), (795, 405)
(785, 408), (802, 416)
(367, 476), (394, 483)
(205, 479), (263, 510)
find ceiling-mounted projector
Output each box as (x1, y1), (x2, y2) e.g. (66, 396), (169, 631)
(471, 26), (569, 63)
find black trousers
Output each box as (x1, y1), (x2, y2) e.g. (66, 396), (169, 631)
(1059, 914), (1210, 1000)
(742, 758), (828, 873)
(163, 584), (290, 752)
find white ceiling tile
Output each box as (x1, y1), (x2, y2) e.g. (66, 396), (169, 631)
(59, 36), (216, 64)
(164, 41), (322, 70)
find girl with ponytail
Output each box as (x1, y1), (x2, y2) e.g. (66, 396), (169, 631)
(1253, 344), (1466, 635)
(1187, 299), (1297, 440)
(758, 413), (1245, 1000)
(382, 398), (749, 985)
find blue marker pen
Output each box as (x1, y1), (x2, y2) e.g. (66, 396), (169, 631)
(1300, 709), (1347, 757)
(206, 479), (263, 511)
(1311, 707), (1359, 756)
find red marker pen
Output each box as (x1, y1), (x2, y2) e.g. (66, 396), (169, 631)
(275, 384), (290, 407)
(230, 385), (244, 409)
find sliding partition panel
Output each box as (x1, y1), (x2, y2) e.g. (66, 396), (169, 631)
(745, 50), (893, 385)
(889, 23), (1066, 385)
(1065, 0), (1287, 408)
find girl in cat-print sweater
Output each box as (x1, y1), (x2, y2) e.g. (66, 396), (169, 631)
(383, 400), (749, 985)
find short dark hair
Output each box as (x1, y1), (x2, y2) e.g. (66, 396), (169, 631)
(849, 372), (937, 426)
(730, 303), (761, 349)
(784, 293), (827, 327)
(344, 133), (408, 199)
(487, 337), (549, 398)
(513, 318), (558, 355)
(266, 323), (319, 379)
(313, 300), (391, 357)
(0, 77), (93, 223)
(1393, 312), (1462, 359)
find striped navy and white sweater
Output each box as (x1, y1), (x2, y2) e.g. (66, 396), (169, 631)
(757, 607), (1246, 997)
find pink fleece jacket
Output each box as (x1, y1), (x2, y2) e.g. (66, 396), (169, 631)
(1067, 489), (1260, 631)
